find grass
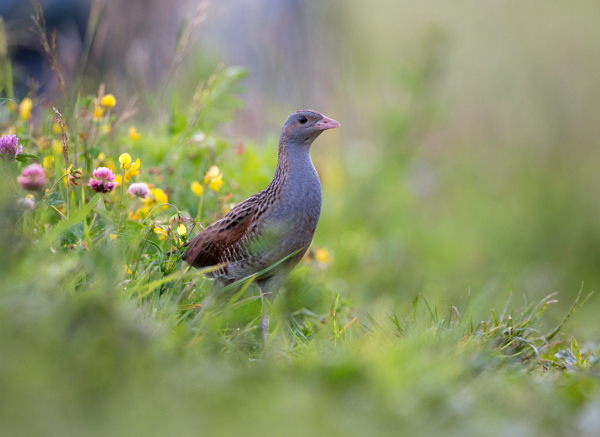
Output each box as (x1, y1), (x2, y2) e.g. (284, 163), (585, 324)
(1, 2), (600, 436)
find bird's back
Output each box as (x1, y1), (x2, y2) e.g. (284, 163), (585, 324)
(182, 159), (321, 281)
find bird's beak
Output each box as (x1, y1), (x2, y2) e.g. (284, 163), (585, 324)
(315, 116), (340, 130)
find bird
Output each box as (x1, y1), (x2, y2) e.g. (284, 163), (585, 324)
(182, 110), (340, 348)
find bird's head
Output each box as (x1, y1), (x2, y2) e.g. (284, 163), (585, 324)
(280, 110), (340, 148)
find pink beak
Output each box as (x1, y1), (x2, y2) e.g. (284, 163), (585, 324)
(315, 115), (340, 130)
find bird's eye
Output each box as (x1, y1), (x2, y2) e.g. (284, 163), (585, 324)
(298, 116), (307, 124)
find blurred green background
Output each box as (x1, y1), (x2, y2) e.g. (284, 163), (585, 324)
(2, 1), (600, 435)
(5, 0), (600, 327)
(200, 0), (600, 332)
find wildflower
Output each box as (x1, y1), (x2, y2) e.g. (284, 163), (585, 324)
(68, 169), (82, 186)
(209, 177), (223, 192)
(124, 158), (141, 181)
(52, 122), (62, 134)
(315, 248), (331, 266)
(204, 165), (220, 183)
(177, 224), (187, 236)
(43, 155), (54, 173)
(191, 180), (203, 197)
(18, 164), (46, 191)
(204, 165), (224, 192)
(0, 134), (23, 162)
(100, 94), (116, 109)
(105, 158), (117, 174)
(93, 104), (104, 121)
(52, 140), (62, 155)
(114, 174), (123, 187)
(88, 167), (117, 193)
(102, 124), (112, 134)
(128, 209), (140, 220)
(128, 126), (140, 141)
(192, 131), (205, 143)
(127, 206), (150, 221)
(127, 182), (150, 199)
(124, 264), (132, 275)
(154, 226), (168, 241)
(119, 153), (132, 169)
(128, 187), (167, 221)
(110, 234), (117, 240)
(152, 188), (168, 209)
(16, 197), (35, 211)
(19, 98), (32, 120)
(61, 168), (81, 187)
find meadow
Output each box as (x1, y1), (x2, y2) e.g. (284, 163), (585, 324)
(1, 1), (600, 436)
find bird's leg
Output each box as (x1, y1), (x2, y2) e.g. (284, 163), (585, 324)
(257, 276), (284, 352)
(260, 291), (274, 350)
(259, 307), (270, 348)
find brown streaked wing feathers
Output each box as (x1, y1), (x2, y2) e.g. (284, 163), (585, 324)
(182, 201), (256, 269)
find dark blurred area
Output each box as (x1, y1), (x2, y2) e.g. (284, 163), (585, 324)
(3, 0), (600, 330)
(0, 0), (91, 97)
(1, 0), (187, 100)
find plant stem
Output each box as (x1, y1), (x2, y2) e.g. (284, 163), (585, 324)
(132, 226), (154, 280)
(44, 173), (70, 199)
(120, 168), (125, 204)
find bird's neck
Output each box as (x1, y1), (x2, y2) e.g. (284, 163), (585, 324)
(272, 139), (317, 188)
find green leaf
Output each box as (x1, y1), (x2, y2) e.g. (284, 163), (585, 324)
(0, 98), (10, 106)
(39, 193), (101, 247)
(44, 192), (64, 207)
(571, 337), (582, 361)
(15, 153), (40, 163)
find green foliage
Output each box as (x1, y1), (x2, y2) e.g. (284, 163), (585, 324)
(2, 3), (600, 436)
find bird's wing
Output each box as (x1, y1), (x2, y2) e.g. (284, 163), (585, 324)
(182, 196), (261, 269)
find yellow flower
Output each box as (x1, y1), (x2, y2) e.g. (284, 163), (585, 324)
(209, 176), (223, 192)
(119, 153), (132, 169)
(153, 188), (168, 209)
(133, 188), (168, 221)
(124, 264), (133, 275)
(100, 94), (116, 108)
(52, 140), (63, 155)
(128, 126), (140, 141)
(97, 152), (106, 162)
(52, 122), (62, 134)
(177, 224), (187, 236)
(102, 124), (112, 134)
(191, 181), (203, 197)
(19, 98), (32, 120)
(114, 174), (123, 187)
(128, 206), (149, 221)
(43, 155), (54, 173)
(315, 248), (331, 265)
(204, 165), (221, 184)
(130, 158), (141, 176)
(124, 158), (141, 181)
(154, 226), (168, 241)
(93, 104), (104, 121)
(204, 165), (224, 192)
(110, 234), (117, 240)
(106, 158), (117, 174)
